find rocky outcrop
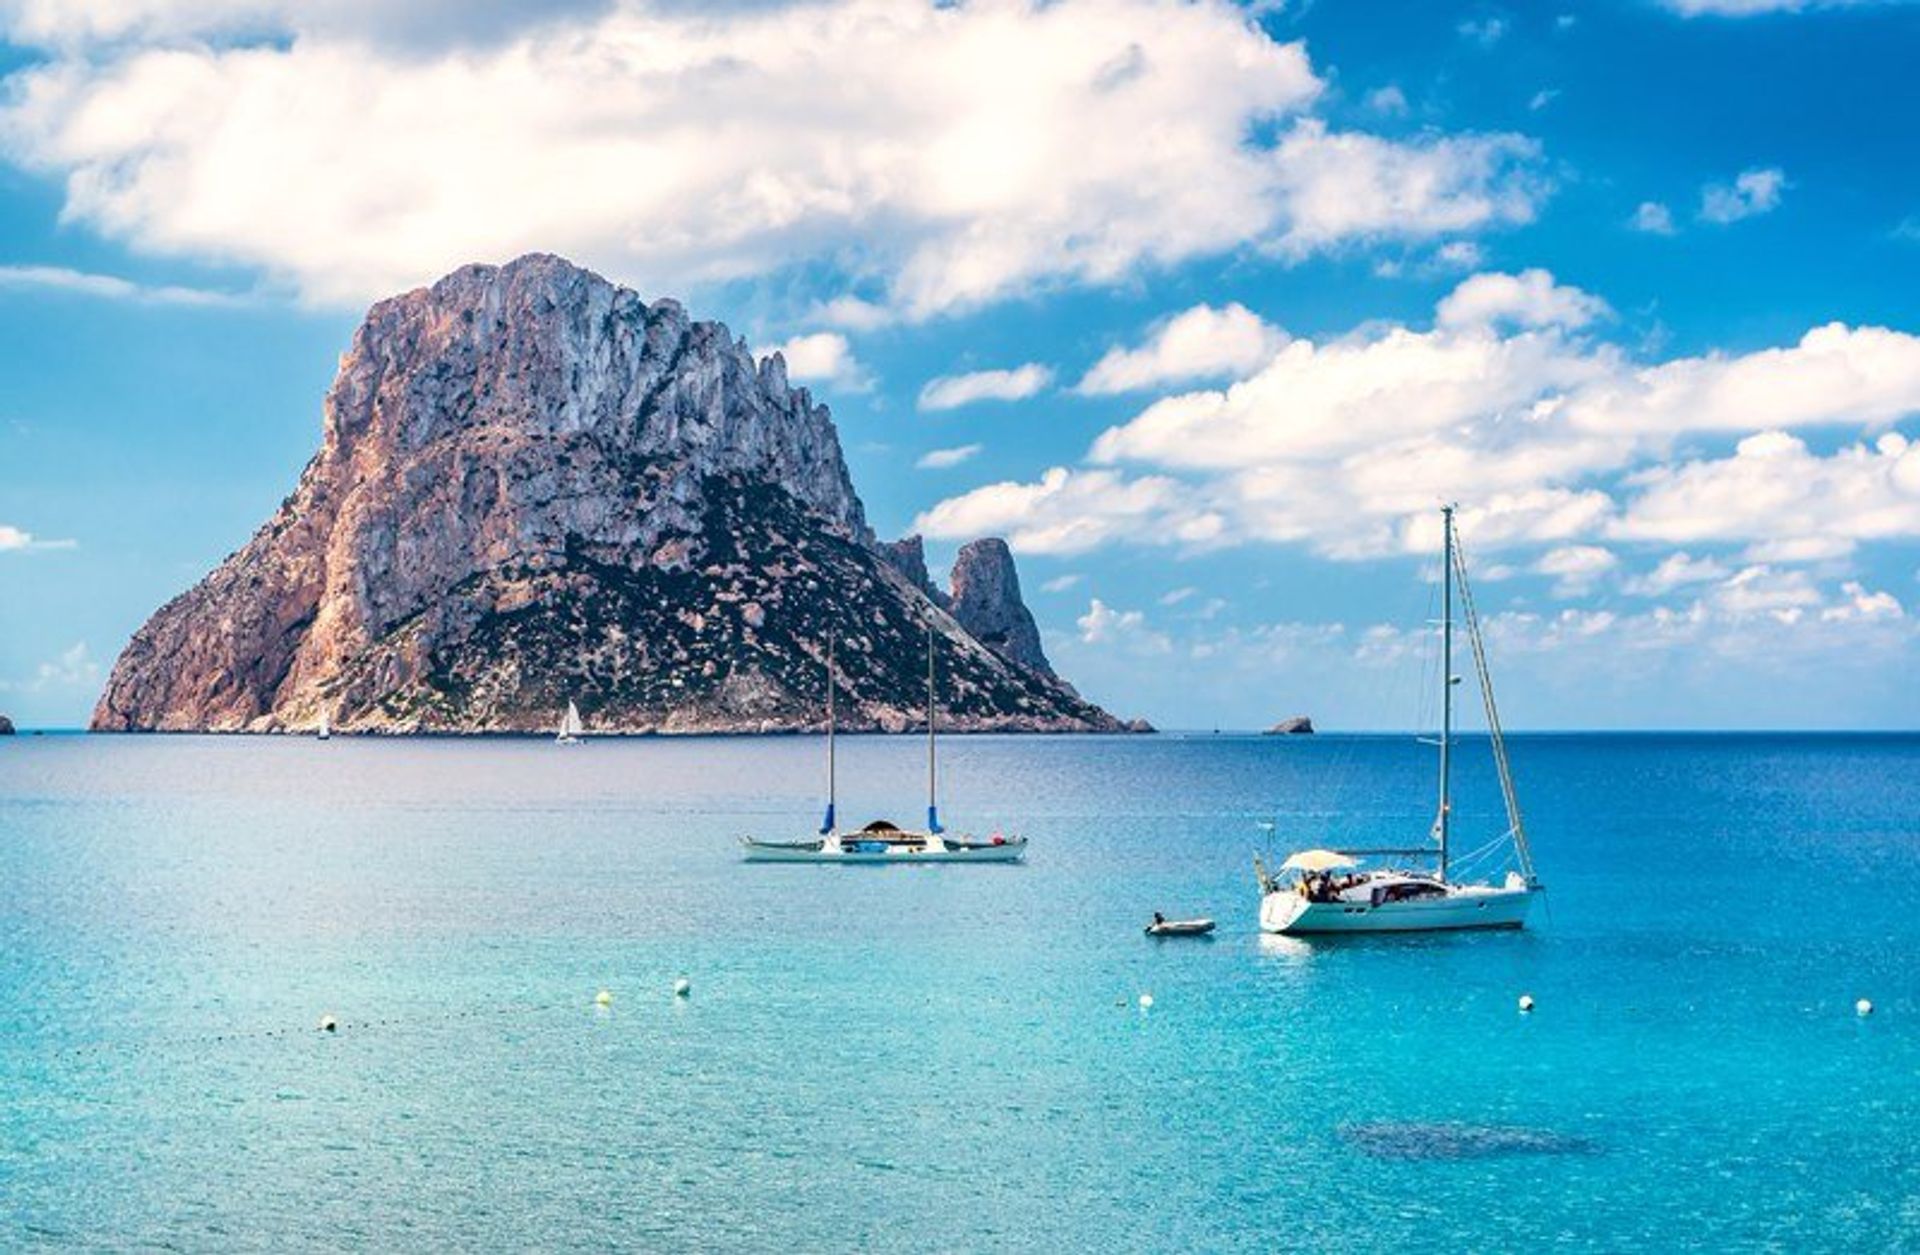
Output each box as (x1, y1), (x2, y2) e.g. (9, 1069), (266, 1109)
(93, 254), (1122, 734)
(946, 538), (1052, 678)
(0, 714), (14, 735)
(876, 535), (946, 607)
(1265, 716), (1314, 735)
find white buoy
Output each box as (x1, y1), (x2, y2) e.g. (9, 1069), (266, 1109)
(674, 978), (691, 998)
(1138, 993), (1154, 1010)
(318, 1014), (338, 1033)
(1857, 998), (1874, 1017)
(1518, 994), (1535, 1013)
(594, 989), (613, 1007)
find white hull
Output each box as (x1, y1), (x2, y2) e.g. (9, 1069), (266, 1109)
(741, 835), (1026, 864)
(1260, 884), (1535, 934)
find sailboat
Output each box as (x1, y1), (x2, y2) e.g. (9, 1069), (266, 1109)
(740, 627), (1027, 864)
(1256, 504), (1542, 934)
(316, 707), (331, 741)
(556, 700), (583, 744)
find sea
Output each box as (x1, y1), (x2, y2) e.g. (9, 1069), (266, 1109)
(2, 731), (1917, 1251)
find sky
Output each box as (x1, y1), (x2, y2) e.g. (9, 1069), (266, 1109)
(2, 0), (1919, 731)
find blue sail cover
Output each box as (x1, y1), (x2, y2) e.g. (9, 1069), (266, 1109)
(927, 805), (944, 835)
(819, 803), (836, 836)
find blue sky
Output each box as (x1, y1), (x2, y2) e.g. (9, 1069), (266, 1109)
(3, 0), (1919, 730)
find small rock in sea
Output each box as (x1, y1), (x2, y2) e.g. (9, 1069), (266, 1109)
(0, 713), (14, 736)
(1265, 716), (1314, 735)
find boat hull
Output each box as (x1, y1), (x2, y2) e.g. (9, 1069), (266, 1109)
(741, 837), (1027, 864)
(1260, 885), (1535, 934)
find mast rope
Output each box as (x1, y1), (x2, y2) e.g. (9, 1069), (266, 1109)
(1450, 530), (1538, 884)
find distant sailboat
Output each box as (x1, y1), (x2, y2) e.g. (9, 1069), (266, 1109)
(1255, 504), (1543, 934)
(741, 626), (1026, 863)
(557, 700), (583, 744)
(317, 707), (331, 741)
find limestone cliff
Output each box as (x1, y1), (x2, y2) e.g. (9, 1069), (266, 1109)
(93, 255), (1120, 734)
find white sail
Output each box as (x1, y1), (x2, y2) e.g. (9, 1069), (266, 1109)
(558, 700), (582, 743)
(317, 708), (330, 740)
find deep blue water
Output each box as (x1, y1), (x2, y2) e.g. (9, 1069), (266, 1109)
(2, 732), (1918, 1250)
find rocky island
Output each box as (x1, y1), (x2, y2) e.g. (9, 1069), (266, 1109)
(1265, 716), (1315, 735)
(93, 255), (1128, 735)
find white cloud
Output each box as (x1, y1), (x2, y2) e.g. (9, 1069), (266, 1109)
(1630, 201), (1677, 235)
(1699, 167), (1787, 224)
(1040, 573), (1083, 593)
(1822, 580), (1904, 622)
(1624, 552), (1729, 596)
(23, 642), (99, 690)
(1268, 121), (1546, 259)
(1159, 586), (1198, 606)
(1075, 303), (1288, 395)
(915, 443), (983, 470)
(0, 263), (240, 306)
(1610, 430), (1920, 555)
(1077, 598), (1171, 653)
(1528, 89), (1561, 112)
(1535, 544), (1618, 597)
(0, 524), (77, 552)
(914, 466), (1224, 555)
(0, 0), (1549, 317)
(922, 269), (1920, 563)
(760, 331), (871, 392)
(918, 364), (1053, 411)
(1365, 85), (1409, 116)
(1436, 267), (1611, 332)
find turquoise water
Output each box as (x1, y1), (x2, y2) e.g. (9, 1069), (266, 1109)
(3, 732), (1918, 1250)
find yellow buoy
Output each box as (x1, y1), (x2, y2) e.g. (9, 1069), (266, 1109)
(1518, 994), (1535, 1013)
(594, 989), (613, 1007)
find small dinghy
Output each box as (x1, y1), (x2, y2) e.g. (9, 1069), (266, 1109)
(1145, 914), (1216, 937)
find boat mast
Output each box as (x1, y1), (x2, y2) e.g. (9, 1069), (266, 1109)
(820, 631), (837, 835)
(1438, 504), (1454, 882)
(926, 625), (943, 834)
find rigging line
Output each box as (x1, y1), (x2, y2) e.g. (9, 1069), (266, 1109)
(1450, 530), (1537, 884)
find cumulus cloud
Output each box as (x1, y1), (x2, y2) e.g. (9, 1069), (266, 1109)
(1075, 303), (1288, 395)
(1076, 598), (1171, 653)
(1435, 267), (1611, 332)
(921, 269), (1920, 562)
(1365, 85), (1409, 116)
(1535, 544), (1618, 597)
(915, 443), (983, 470)
(1630, 202), (1677, 235)
(0, 0), (1549, 316)
(1699, 167), (1788, 224)
(917, 364), (1053, 411)
(915, 466), (1223, 555)
(760, 332), (871, 392)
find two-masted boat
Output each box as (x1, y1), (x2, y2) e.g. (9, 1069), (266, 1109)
(740, 629), (1027, 864)
(1256, 505), (1543, 934)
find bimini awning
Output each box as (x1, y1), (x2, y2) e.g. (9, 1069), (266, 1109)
(1281, 849), (1359, 872)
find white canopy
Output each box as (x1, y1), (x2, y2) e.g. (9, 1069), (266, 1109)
(1281, 849), (1358, 872)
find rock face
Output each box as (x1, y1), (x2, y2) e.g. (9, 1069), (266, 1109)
(1265, 716), (1315, 735)
(93, 255), (1122, 735)
(0, 714), (14, 735)
(946, 539), (1053, 678)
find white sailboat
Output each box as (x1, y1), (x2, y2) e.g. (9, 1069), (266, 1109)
(741, 627), (1027, 864)
(1256, 504), (1542, 934)
(316, 707), (331, 740)
(556, 699), (583, 744)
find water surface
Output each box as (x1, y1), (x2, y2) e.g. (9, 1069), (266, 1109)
(3, 733), (1916, 1250)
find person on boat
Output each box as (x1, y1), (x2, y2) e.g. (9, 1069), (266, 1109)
(1153, 912), (1166, 927)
